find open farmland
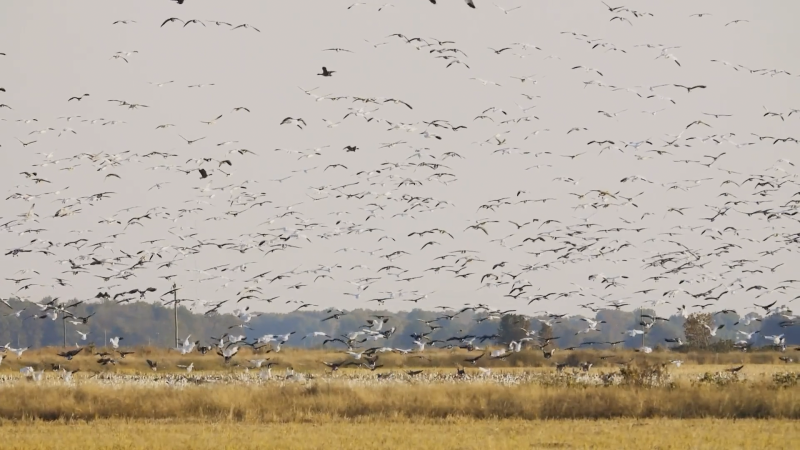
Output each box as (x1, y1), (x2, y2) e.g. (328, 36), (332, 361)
(2, 0), (800, 448)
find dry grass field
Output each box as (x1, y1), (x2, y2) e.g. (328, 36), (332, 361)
(1, 375), (799, 421)
(1, 419), (798, 450)
(2, 347), (798, 449)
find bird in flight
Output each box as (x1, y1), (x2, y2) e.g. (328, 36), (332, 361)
(429, 0), (476, 8)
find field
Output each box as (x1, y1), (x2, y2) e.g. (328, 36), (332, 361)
(2, 345), (794, 373)
(2, 347), (798, 449)
(2, 419), (798, 450)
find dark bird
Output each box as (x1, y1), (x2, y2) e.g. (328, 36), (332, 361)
(463, 352), (485, 365)
(429, 0), (476, 8)
(161, 17), (184, 27)
(318, 67), (336, 77)
(674, 84), (707, 93)
(57, 348), (84, 360)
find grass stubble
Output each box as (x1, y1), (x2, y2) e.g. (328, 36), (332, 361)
(1, 347), (798, 449)
(0, 418), (797, 450)
(0, 381), (798, 449)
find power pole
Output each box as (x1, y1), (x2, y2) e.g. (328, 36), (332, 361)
(62, 315), (67, 348)
(173, 282), (179, 349)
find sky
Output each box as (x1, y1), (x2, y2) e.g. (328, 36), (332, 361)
(0, 0), (799, 321)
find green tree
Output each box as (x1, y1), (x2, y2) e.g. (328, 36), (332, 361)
(683, 312), (712, 349)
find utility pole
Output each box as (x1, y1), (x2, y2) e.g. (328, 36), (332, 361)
(62, 315), (67, 348)
(173, 282), (179, 349)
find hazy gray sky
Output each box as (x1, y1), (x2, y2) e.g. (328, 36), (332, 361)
(1, 0), (799, 318)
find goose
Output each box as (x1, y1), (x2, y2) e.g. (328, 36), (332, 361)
(737, 330), (759, 340)
(57, 348), (83, 360)
(6, 345), (28, 358)
(703, 324), (724, 336)
(492, 2), (521, 14)
(146, 359), (158, 371)
(109, 336), (123, 349)
(657, 53), (680, 66)
(725, 19), (748, 26)
(177, 362), (194, 373)
(429, 0), (476, 7)
(318, 67), (336, 77)
(179, 135), (206, 145)
(231, 23), (261, 32)
(201, 114), (223, 125)
(572, 65), (603, 76)
(161, 17), (184, 27)
(764, 334), (784, 345)
(470, 77), (501, 86)
(61, 368), (79, 382)
(673, 84), (706, 93)
(280, 117), (307, 129)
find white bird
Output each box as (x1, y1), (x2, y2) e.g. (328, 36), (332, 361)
(737, 330), (759, 340)
(492, 2), (522, 14)
(177, 362), (194, 373)
(470, 78), (501, 86)
(109, 336), (123, 349)
(764, 334), (784, 345)
(346, 351), (364, 360)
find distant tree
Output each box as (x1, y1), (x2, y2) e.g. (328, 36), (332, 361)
(539, 321), (553, 344)
(683, 312), (712, 349)
(497, 314), (530, 344)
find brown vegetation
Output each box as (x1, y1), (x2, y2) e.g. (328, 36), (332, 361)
(1, 379), (798, 422)
(2, 419), (798, 450)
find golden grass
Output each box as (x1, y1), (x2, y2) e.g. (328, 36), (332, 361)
(1, 419), (798, 450)
(1, 381), (798, 421)
(1, 345), (791, 375)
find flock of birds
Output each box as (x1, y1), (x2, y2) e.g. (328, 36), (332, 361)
(1, 0), (800, 377)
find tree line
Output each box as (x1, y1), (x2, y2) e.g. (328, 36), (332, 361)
(0, 297), (795, 350)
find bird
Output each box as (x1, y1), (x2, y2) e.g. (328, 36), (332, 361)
(674, 84), (707, 93)
(725, 19), (749, 26)
(318, 67), (336, 77)
(281, 117), (307, 129)
(161, 17), (184, 27)
(429, 0), (476, 7)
